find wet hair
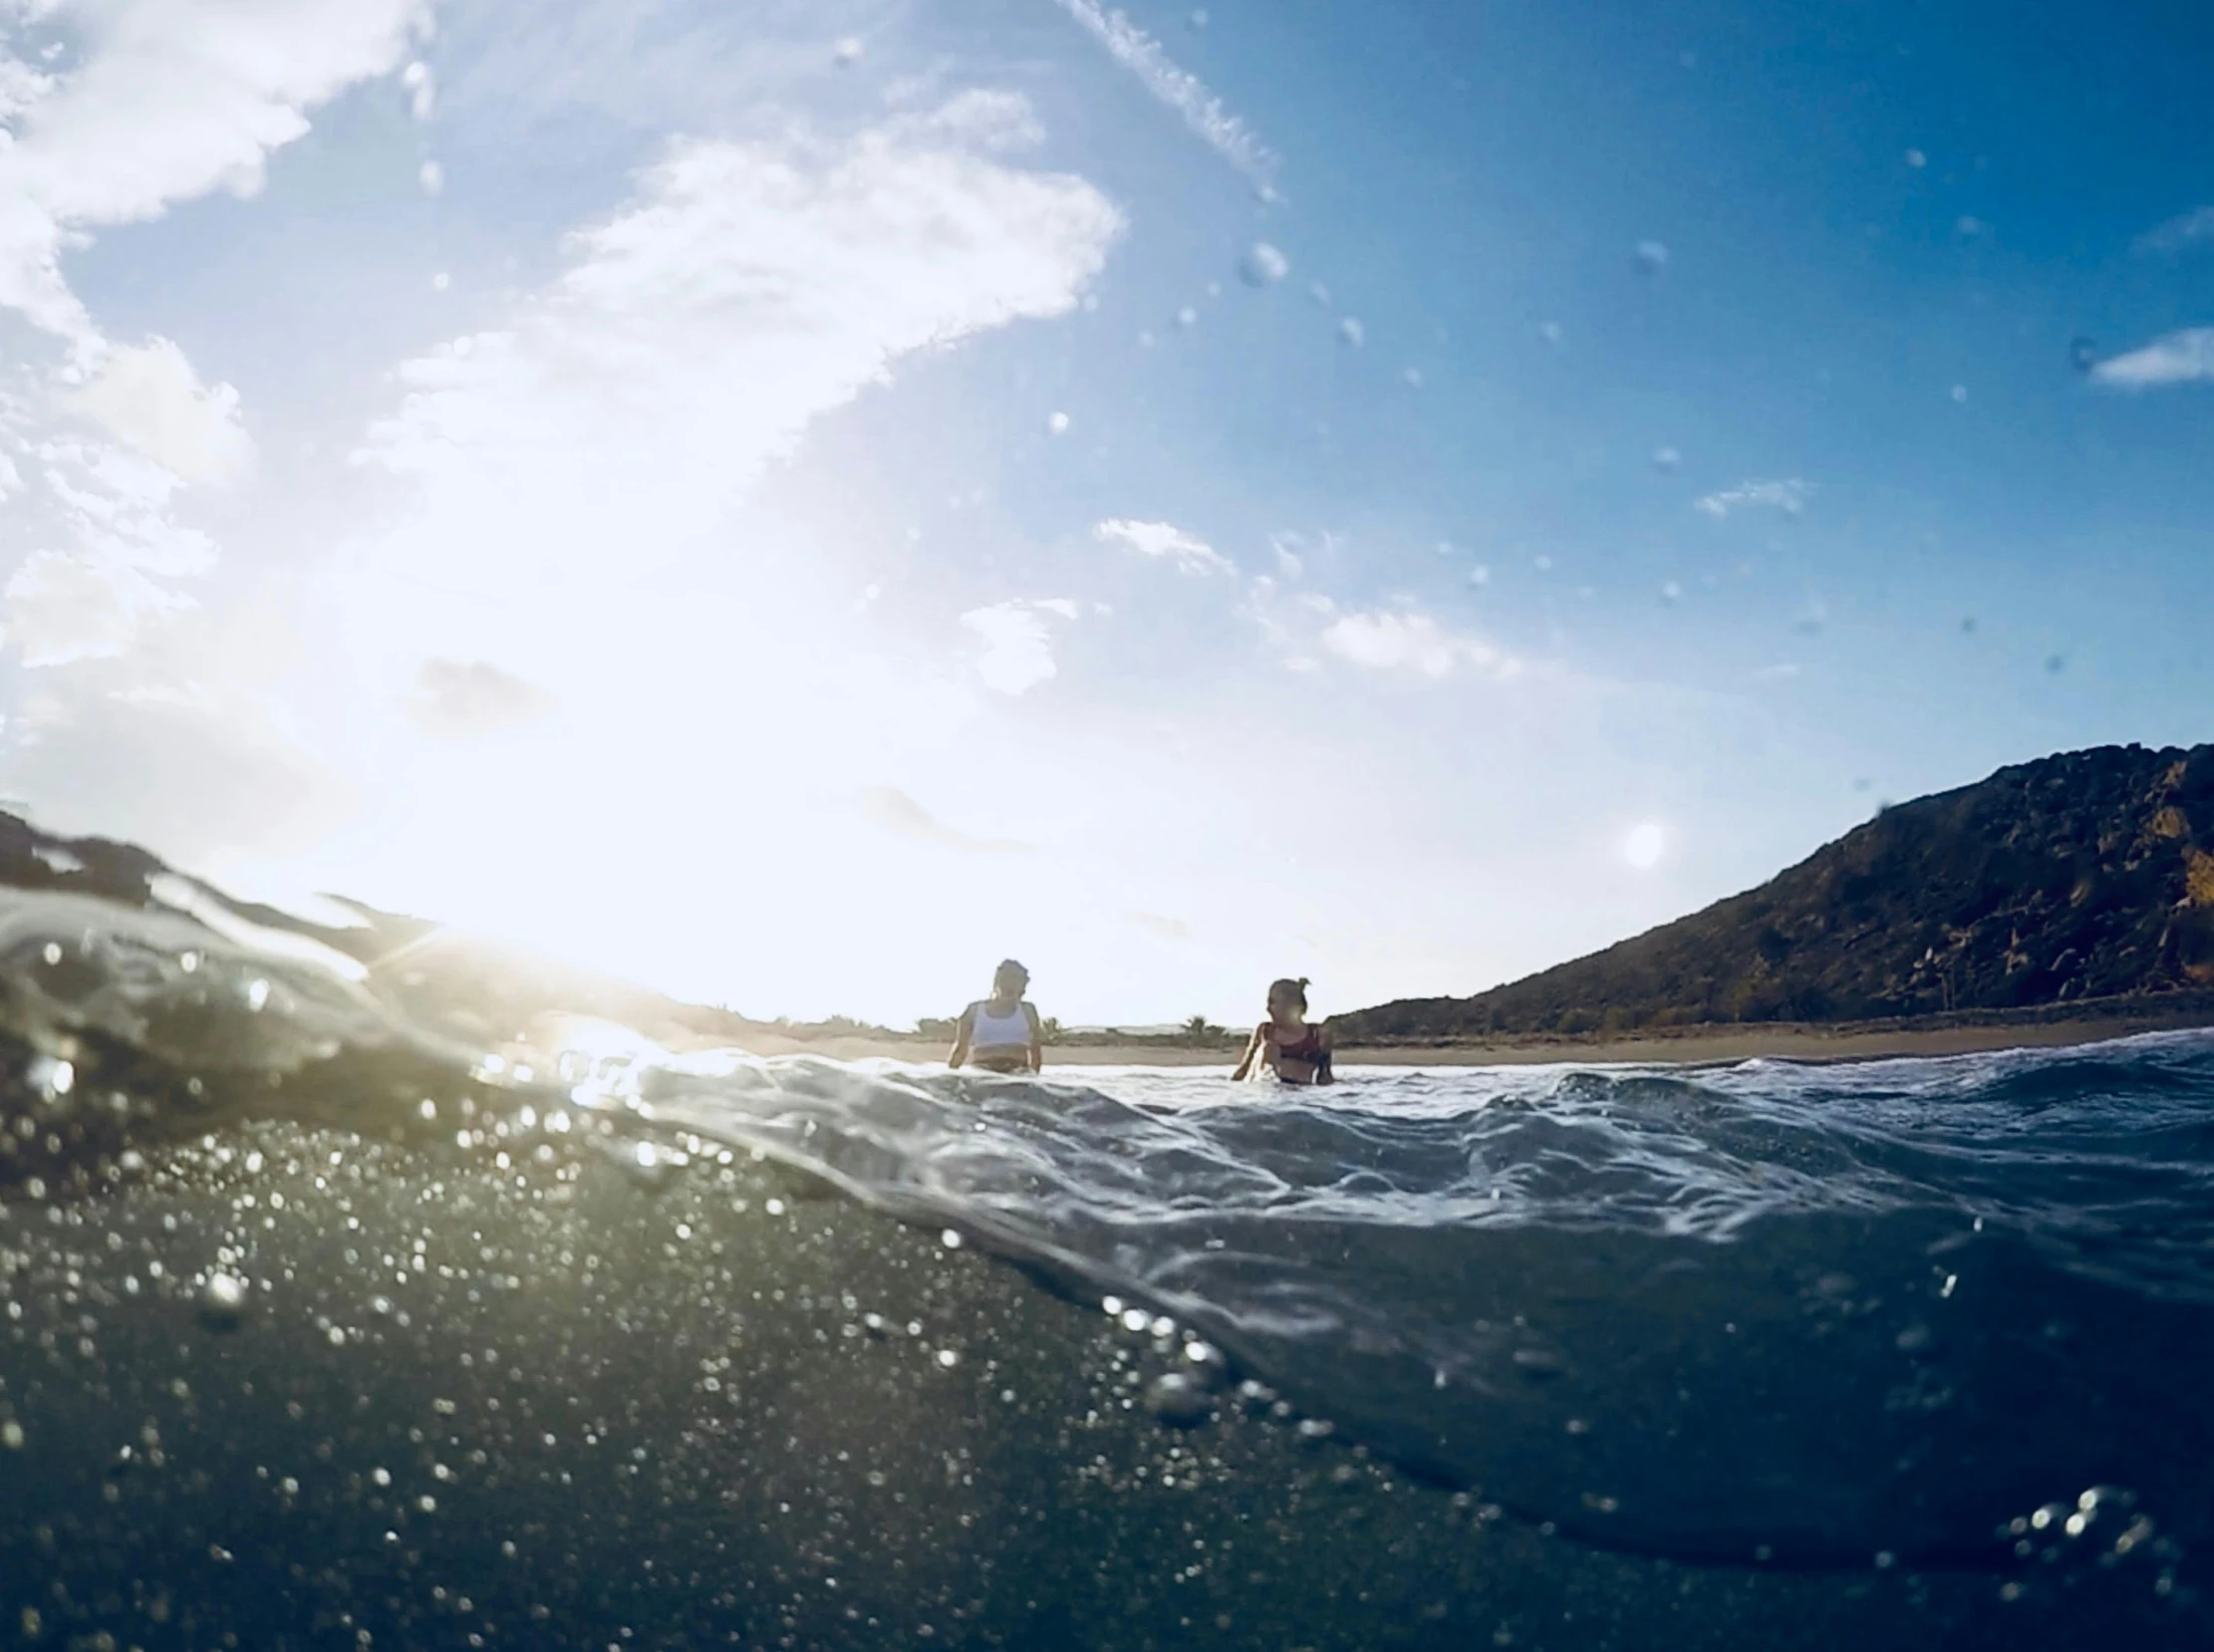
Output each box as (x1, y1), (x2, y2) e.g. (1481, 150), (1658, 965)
(994, 959), (1030, 989)
(1268, 976), (1310, 1012)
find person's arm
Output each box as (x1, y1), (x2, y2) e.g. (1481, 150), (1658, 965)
(1314, 1021), (1335, 1085)
(947, 1005), (974, 1069)
(1231, 1022), (1267, 1081)
(1024, 1003), (1044, 1073)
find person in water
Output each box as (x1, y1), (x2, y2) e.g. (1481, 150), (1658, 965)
(948, 960), (1045, 1074)
(1232, 976), (1334, 1085)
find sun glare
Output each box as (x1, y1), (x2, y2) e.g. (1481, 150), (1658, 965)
(1622, 821), (1667, 870)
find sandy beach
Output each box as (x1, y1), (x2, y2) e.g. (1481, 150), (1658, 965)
(698, 998), (2214, 1071)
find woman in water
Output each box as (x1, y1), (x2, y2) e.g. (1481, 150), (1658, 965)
(947, 959), (1045, 1074)
(1232, 977), (1334, 1085)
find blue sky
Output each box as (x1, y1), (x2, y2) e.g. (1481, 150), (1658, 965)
(0, 0), (2208, 1027)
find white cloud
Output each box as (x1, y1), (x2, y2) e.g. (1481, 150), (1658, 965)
(963, 599), (1074, 695)
(405, 659), (552, 736)
(1049, 0), (1277, 186)
(5, 92), (1124, 909)
(1318, 610), (1516, 682)
(1, 547), (192, 668)
(2089, 328), (2214, 390)
(68, 337), (255, 485)
(0, 0), (428, 340)
(2136, 206), (2214, 253)
(364, 114), (1121, 510)
(1094, 516), (1231, 574)
(0, 416), (218, 667)
(861, 786), (1030, 853)
(1694, 477), (1809, 518)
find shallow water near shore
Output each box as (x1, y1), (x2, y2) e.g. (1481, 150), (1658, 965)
(0, 888), (2208, 1647)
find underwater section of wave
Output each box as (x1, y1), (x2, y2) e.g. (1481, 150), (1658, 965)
(0, 879), (2206, 1649)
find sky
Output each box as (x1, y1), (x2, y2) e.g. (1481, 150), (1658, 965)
(0, 0), (2209, 1028)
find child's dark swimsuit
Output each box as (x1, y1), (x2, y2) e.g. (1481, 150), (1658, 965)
(1269, 1022), (1331, 1082)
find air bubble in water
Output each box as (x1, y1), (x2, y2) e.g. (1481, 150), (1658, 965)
(198, 1272), (249, 1332)
(1146, 1371), (1214, 1428)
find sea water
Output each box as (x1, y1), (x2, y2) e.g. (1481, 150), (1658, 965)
(0, 888), (2206, 1648)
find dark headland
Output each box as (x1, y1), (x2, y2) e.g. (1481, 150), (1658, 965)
(1334, 741), (2214, 1059)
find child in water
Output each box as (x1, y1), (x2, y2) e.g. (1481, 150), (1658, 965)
(947, 960), (1044, 1074)
(1232, 977), (1333, 1085)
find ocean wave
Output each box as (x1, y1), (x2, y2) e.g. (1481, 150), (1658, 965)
(0, 884), (2207, 1639)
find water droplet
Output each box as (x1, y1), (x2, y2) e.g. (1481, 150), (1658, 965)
(1121, 1307), (1152, 1333)
(940, 1229), (964, 1249)
(1634, 240), (1669, 274)
(1950, 383), (1968, 403)
(1, 1421), (22, 1450)
(1176, 306), (1199, 329)
(833, 35), (863, 65)
(1651, 445), (1681, 472)
(1336, 316), (1365, 347)
(418, 159), (444, 196)
(935, 1348), (959, 1368)
(245, 978), (270, 1012)
(1904, 148), (1926, 168)
(1047, 411), (1069, 435)
(1239, 241), (1288, 287)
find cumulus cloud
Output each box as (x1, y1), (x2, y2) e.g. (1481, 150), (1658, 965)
(0, 418), (218, 667)
(2089, 329), (2214, 390)
(1093, 517), (1231, 574)
(1049, 0), (1277, 186)
(1, 548), (193, 668)
(962, 599), (1075, 695)
(1318, 610), (1516, 681)
(861, 786), (1030, 853)
(6, 92), (1124, 891)
(364, 114), (1121, 514)
(405, 659), (553, 737)
(1694, 478), (1809, 518)
(1128, 910), (1191, 940)
(69, 337), (255, 484)
(2136, 206), (2214, 254)
(0, 0), (428, 339)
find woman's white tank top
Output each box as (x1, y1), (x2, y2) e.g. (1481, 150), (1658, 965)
(969, 1000), (1030, 1048)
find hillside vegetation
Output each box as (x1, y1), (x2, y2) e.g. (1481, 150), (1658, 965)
(1337, 743), (2214, 1042)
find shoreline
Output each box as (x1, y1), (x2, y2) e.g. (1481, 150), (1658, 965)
(679, 1003), (2214, 1071)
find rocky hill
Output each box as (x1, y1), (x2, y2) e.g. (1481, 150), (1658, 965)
(1337, 743), (2214, 1042)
